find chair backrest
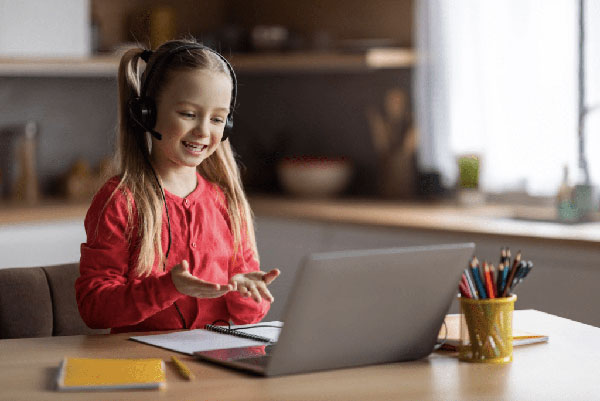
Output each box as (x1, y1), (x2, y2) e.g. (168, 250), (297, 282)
(0, 263), (108, 339)
(0, 266), (53, 338)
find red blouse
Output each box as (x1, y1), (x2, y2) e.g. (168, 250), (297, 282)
(76, 173), (269, 334)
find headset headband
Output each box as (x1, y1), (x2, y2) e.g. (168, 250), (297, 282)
(140, 43), (237, 118)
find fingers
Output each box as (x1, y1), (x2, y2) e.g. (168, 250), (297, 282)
(188, 279), (232, 298)
(237, 281), (274, 303)
(172, 260), (233, 298)
(262, 269), (280, 285)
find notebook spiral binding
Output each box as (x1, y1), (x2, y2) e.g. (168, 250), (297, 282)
(204, 324), (273, 343)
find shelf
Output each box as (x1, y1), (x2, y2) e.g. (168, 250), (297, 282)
(0, 55), (119, 78)
(0, 200), (88, 225)
(0, 48), (415, 77)
(229, 48), (416, 73)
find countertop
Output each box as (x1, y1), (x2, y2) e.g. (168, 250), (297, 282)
(2, 196), (599, 247)
(249, 196), (600, 247)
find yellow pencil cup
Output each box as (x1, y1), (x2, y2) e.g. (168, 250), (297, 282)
(458, 294), (517, 364)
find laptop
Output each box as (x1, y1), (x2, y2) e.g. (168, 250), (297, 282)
(194, 242), (475, 376)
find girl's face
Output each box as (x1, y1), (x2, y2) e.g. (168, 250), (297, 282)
(151, 68), (232, 173)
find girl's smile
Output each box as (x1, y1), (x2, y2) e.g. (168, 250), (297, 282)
(182, 141), (208, 155)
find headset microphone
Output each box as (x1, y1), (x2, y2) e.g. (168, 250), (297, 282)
(149, 130), (162, 140)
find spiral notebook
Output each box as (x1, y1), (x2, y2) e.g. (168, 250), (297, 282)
(129, 322), (283, 355)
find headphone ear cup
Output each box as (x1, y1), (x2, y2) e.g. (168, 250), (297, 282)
(221, 116), (233, 142)
(129, 96), (156, 131)
(138, 97), (157, 130)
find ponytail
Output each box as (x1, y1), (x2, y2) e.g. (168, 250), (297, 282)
(111, 48), (166, 276)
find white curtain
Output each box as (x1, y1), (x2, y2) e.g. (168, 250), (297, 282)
(415, 0), (599, 196)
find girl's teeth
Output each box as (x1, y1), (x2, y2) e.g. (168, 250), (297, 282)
(184, 142), (205, 150)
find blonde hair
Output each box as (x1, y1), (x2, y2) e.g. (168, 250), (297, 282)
(114, 39), (257, 277)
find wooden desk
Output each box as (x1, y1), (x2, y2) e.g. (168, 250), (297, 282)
(1, 310), (598, 401)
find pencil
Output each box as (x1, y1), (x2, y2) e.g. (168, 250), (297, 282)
(460, 274), (470, 296)
(497, 263), (505, 295)
(459, 280), (471, 298)
(470, 257), (487, 299)
(483, 262), (495, 299)
(501, 250), (521, 297)
(171, 356), (195, 380)
(490, 263), (497, 295)
(463, 268), (479, 299)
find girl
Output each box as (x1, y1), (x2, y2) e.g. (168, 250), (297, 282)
(76, 39), (280, 334)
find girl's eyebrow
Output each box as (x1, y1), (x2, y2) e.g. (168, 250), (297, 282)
(175, 101), (229, 112)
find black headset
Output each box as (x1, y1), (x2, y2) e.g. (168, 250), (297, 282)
(129, 43), (238, 142)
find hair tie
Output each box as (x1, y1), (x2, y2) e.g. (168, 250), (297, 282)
(140, 49), (153, 62)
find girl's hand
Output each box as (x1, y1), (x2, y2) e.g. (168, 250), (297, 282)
(230, 269), (280, 303)
(170, 260), (233, 298)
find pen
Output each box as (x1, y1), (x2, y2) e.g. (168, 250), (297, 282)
(510, 260), (530, 292)
(171, 356), (195, 380)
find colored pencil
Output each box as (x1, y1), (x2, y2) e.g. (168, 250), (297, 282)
(463, 268), (479, 299)
(484, 262), (495, 298)
(470, 257), (487, 299)
(490, 263), (497, 295)
(497, 263), (505, 295)
(459, 278), (471, 298)
(501, 250), (521, 297)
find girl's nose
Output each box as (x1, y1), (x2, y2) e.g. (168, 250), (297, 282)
(193, 118), (210, 137)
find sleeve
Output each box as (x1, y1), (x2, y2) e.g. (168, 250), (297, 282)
(223, 222), (271, 325)
(75, 179), (184, 329)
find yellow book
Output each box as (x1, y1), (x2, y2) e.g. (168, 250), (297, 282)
(56, 357), (166, 391)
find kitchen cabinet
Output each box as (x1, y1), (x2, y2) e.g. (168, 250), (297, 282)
(255, 215), (600, 328)
(0, 220), (85, 269)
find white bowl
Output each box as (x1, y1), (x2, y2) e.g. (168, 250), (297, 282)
(277, 157), (353, 198)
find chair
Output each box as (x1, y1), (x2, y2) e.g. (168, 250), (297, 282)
(0, 263), (108, 339)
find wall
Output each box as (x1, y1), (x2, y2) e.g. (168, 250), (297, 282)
(0, 77), (117, 194)
(231, 69), (412, 195)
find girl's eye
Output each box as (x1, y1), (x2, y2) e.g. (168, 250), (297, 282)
(212, 117), (226, 124)
(178, 112), (195, 118)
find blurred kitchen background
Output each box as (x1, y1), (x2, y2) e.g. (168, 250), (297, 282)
(2, 1), (600, 325)
(0, 0), (417, 201)
(1, 0), (599, 206)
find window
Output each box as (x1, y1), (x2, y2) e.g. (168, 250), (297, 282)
(415, 0), (599, 196)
